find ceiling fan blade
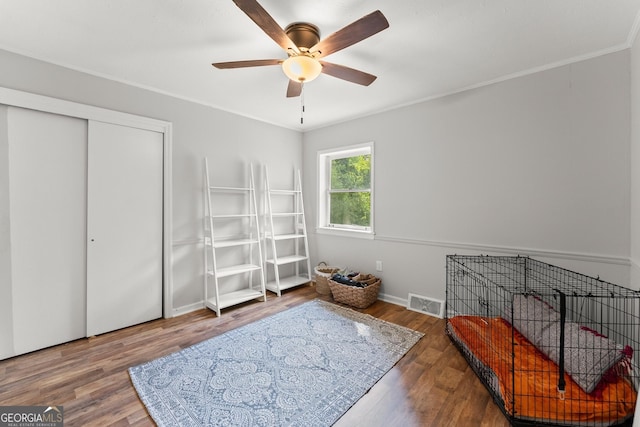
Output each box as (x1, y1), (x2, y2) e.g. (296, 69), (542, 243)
(232, 0), (299, 54)
(311, 10), (389, 58)
(286, 80), (302, 98)
(319, 61), (377, 86)
(212, 59), (281, 69)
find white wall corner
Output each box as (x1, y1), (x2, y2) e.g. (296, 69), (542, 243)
(627, 8), (640, 48)
(629, 259), (640, 290)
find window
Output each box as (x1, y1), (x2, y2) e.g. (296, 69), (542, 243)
(318, 143), (374, 237)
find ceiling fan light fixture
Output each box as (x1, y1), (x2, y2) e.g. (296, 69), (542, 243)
(282, 55), (322, 83)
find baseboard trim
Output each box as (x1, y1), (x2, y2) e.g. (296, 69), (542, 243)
(173, 301), (205, 317)
(378, 293), (407, 308)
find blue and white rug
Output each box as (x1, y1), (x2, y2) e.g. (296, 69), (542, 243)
(129, 299), (424, 427)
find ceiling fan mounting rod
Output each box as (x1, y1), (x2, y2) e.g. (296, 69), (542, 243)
(287, 50), (317, 59)
(284, 22), (320, 50)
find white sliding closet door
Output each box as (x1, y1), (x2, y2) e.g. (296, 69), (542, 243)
(86, 121), (163, 336)
(8, 107), (87, 355)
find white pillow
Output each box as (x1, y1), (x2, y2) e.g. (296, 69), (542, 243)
(508, 294), (625, 394)
(537, 322), (624, 394)
(508, 294), (559, 346)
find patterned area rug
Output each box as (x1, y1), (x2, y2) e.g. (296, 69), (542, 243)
(129, 299), (424, 427)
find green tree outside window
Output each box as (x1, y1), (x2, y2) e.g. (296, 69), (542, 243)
(329, 154), (371, 227)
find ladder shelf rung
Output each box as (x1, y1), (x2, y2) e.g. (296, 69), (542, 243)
(205, 289), (265, 311)
(269, 189), (301, 195)
(209, 186), (252, 192)
(209, 213), (255, 219)
(265, 233), (305, 241)
(265, 275), (311, 293)
(209, 264), (262, 278)
(213, 238), (259, 248)
(266, 255), (308, 266)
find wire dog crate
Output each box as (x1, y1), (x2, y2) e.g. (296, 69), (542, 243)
(445, 255), (640, 427)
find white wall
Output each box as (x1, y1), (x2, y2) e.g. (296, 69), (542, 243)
(631, 27), (640, 289)
(0, 49), (303, 314)
(0, 105), (14, 358)
(0, 45), (634, 314)
(303, 50), (632, 304)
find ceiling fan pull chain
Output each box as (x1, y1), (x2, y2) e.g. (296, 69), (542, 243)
(300, 82), (305, 125)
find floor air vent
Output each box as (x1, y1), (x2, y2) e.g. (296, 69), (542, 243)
(407, 293), (444, 318)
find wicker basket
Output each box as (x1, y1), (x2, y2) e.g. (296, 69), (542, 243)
(328, 273), (381, 308)
(314, 262), (340, 295)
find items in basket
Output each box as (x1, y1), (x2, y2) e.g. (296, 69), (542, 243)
(330, 274), (367, 288)
(328, 273), (382, 309)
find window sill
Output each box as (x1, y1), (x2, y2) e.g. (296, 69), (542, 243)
(316, 227), (375, 240)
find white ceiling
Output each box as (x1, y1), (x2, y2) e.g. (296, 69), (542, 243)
(1, 1), (639, 131)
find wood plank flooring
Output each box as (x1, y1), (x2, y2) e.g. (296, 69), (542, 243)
(0, 284), (510, 426)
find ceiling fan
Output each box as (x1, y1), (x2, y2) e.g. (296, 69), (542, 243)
(212, 0), (389, 98)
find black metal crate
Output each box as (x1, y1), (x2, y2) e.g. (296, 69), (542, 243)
(445, 255), (640, 427)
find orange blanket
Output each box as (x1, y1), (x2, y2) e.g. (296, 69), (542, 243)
(448, 316), (636, 425)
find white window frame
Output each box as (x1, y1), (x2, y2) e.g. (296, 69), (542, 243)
(317, 142), (374, 239)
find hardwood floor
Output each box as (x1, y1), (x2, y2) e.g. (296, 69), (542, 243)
(0, 284), (510, 426)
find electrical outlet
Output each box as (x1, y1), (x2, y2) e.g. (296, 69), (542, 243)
(376, 260), (383, 272)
